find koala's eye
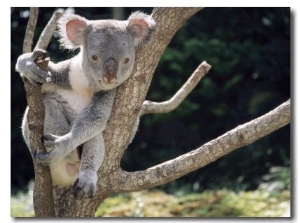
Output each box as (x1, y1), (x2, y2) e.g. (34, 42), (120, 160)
(123, 58), (129, 65)
(91, 54), (98, 61)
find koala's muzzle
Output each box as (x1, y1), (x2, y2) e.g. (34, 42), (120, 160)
(103, 58), (118, 84)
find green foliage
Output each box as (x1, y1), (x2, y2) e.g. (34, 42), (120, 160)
(10, 181), (34, 217)
(94, 189), (290, 217)
(95, 191), (176, 217)
(259, 166), (290, 191)
(10, 181), (290, 217)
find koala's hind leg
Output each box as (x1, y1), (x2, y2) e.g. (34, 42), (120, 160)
(21, 107), (31, 149)
(72, 133), (105, 198)
(43, 96), (80, 186)
(43, 96), (70, 140)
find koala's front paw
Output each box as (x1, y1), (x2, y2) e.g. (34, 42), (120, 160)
(36, 133), (72, 163)
(41, 134), (60, 148)
(34, 142), (63, 164)
(42, 133), (72, 151)
(33, 150), (49, 164)
(32, 49), (50, 70)
(33, 149), (58, 164)
(15, 49), (52, 85)
(72, 170), (98, 199)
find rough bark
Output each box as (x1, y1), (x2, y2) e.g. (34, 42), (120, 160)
(22, 7), (55, 217)
(103, 7), (203, 168)
(50, 7), (203, 217)
(23, 8), (38, 53)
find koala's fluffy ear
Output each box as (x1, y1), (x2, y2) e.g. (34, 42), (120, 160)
(127, 11), (156, 47)
(58, 14), (88, 50)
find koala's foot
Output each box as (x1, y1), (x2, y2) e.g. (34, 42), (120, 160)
(34, 148), (61, 164)
(72, 170), (97, 199)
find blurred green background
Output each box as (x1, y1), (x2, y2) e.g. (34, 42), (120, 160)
(11, 7), (290, 195)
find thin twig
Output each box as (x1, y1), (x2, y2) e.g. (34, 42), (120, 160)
(34, 9), (64, 50)
(23, 8), (39, 53)
(140, 61), (211, 116)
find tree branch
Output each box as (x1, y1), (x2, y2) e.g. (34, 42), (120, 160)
(140, 61), (211, 116)
(23, 8), (38, 53)
(111, 99), (290, 192)
(103, 7), (203, 167)
(22, 7), (62, 217)
(34, 9), (64, 50)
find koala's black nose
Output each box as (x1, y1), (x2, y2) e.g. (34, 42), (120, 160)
(103, 57), (118, 84)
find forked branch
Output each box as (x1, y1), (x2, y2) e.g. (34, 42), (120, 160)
(112, 99), (290, 192)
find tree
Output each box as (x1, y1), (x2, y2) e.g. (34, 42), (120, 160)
(19, 7), (290, 217)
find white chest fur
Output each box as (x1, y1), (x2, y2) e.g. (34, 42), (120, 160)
(56, 89), (92, 115)
(58, 56), (93, 114)
(42, 55), (93, 116)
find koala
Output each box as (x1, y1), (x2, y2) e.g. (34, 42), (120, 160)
(15, 11), (155, 198)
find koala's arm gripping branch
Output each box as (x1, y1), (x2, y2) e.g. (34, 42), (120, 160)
(140, 61), (211, 116)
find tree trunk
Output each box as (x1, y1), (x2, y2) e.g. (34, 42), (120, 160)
(112, 7), (124, 20)
(49, 7), (202, 217)
(22, 7), (55, 217)
(20, 7), (290, 217)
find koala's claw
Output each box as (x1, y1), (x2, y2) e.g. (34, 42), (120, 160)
(33, 150), (48, 158)
(41, 134), (56, 143)
(72, 180), (95, 199)
(33, 150), (53, 164)
(72, 171), (97, 199)
(41, 134), (60, 148)
(72, 179), (81, 198)
(32, 49), (50, 62)
(72, 180), (93, 199)
(33, 150), (38, 159)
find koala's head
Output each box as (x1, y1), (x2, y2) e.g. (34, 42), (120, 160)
(58, 11), (155, 91)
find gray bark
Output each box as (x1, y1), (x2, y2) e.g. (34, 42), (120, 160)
(112, 7), (125, 20)
(22, 7), (55, 217)
(140, 61), (211, 115)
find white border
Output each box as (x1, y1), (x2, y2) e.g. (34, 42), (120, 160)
(3, 1), (298, 222)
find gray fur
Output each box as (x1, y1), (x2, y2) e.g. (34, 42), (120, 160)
(15, 11), (155, 198)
